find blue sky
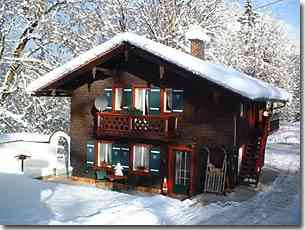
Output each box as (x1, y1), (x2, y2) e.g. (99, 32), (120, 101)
(239, 0), (300, 41)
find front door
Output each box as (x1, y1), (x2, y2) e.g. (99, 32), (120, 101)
(173, 150), (191, 194)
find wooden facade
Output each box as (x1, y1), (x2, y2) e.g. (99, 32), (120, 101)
(67, 68), (278, 196)
(30, 37), (283, 197)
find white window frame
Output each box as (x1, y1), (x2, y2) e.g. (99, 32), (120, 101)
(164, 88), (173, 113)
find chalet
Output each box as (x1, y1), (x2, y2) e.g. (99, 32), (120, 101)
(27, 32), (289, 197)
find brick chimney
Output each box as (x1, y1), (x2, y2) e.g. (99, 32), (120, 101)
(190, 39), (205, 59)
(186, 25), (210, 60)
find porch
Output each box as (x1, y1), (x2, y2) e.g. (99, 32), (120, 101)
(95, 112), (179, 141)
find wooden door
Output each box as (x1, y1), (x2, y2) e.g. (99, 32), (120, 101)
(173, 150), (191, 194)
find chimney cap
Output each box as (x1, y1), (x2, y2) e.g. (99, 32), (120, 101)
(186, 25), (210, 43)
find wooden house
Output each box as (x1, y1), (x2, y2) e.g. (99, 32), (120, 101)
(27, 32), (288, 197)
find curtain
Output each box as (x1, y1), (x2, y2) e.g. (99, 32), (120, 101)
(133, 145), (149, 171)
(115, 88), (123, 111)
(99, 143), (112, 164)
(165, 88), (173, 112)
(135, 88), (147, 115)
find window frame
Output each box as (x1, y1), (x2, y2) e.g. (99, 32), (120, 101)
(103, 83), (183, 116)
(172, 89), (184, 113)
(131, 144), (151, 174)
(161, 88), (184, 114)
(97, 140), (113, 167)
(132, 85), (150, 116)
(122, 87), (132, 110)
(103, 88), (113, 111)
(163, 88), (173, 113)
(112, 84), (124, 113)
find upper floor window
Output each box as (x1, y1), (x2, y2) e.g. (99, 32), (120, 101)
(104, 88), (113, 111)
(164, 88), (173, 112)
(148, 87), (160, 115)
(122, 88), (132, 110)
(134, 88), (149, 115)
(103, 86), (182, 114)
(114, 88), (123, 111)
(164, 89), (183, 113)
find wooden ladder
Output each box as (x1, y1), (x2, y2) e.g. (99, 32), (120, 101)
(239, 116), (270, 186)
(239, 137), (261, 185)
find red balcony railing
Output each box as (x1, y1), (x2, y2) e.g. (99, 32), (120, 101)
(95, 112), (179, 141)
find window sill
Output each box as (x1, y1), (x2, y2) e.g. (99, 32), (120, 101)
(94, 164), (113, 172)
(129, 170), (150, 176)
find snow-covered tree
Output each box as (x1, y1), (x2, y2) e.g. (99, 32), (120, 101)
(0, 0), (71, 133)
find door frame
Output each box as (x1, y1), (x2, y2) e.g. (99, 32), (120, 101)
(168, 145), (195, 195)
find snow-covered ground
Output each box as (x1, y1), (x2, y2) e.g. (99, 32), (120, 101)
(0, 133), (70, 177)
(0, 122), (300, 225)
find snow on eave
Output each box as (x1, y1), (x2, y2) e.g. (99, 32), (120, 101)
(27, 32), (289, 102)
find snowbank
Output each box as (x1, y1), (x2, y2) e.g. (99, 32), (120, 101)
(0, 123), (300, 225)
(0, 171), (299, 225)
(267, 122), (300, 144)
(0, 140), (67, 177)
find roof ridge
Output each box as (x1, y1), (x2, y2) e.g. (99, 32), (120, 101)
(27, 32), (289, 102)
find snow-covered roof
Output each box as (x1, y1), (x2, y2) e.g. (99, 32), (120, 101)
(185, 25), (211, 42)
(27, 32), (289, 102)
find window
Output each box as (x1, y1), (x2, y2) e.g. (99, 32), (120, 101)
(104, 88), (112, 111)
(172, 89), (184, 112)
(122, 88), (132, 110)
(149, 146), (161, 175)
(164, 88), (173, 112)
(134, 88), (149, 115)
(133, 145), (149, 171)
(98, 142), (112, 165)
(114, 87), (123, 111)
(86, 143), (95, 165)
(148, 88), (161, 115)
(113, 87), (132, 111)
(111, 143), (129, 169)
(164, 89), (183, 113)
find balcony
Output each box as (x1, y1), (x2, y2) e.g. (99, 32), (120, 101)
(95, 112), (179, 141)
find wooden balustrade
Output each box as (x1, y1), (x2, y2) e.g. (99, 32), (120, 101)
(95, 112), (179, 141)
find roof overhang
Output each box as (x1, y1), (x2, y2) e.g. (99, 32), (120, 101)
(27, 32), (289, 103)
